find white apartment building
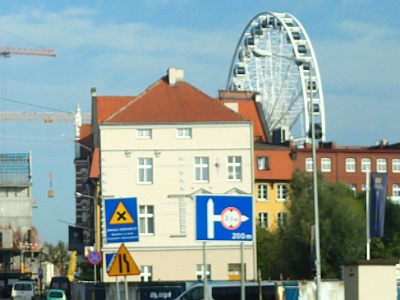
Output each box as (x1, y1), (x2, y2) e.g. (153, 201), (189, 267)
(89, 68), (255, 282)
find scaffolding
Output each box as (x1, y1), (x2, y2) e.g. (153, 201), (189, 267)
(0, 152), (32, 187)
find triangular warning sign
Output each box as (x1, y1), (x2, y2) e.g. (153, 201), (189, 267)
(110, 202), (135, 225)
(108, 244), (140, 276)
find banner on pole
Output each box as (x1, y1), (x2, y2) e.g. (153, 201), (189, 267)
(370, 173), (388, 237)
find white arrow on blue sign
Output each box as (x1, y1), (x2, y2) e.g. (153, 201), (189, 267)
(195, 194), (253, 242)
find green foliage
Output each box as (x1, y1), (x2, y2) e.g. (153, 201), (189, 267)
(257, 170), (366, 280)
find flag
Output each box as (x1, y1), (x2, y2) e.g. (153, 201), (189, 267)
(369, 173), (388, 237)
(68, 226), (84, 254)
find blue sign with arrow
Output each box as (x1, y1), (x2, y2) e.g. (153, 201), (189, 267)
(195, 195), (253, 242)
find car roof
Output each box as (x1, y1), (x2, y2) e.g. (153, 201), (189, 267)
(48, 289), (65, 293)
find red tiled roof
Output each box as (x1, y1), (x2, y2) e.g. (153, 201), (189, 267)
(97, 96), (133, 124)
(104, 77), (248, 124)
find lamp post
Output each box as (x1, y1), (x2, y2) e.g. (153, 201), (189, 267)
(250, 49), (322, 299)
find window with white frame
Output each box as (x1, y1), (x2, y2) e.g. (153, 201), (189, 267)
(258, 212), (269, 229)
(348, 184), (357, 196)
(346, 158), (356, 173)
(361, 158), (371, 173)
(194, 157), (209, 182)
(227, 156), (242, 181)
(392, 159), (400, 173)
(321, 158), (331, 172)
(136, 129), (152, 139)
(138, 158), (153, 184)
(196, 264), (211, 280)
(277, 184), (288, 201)
(140, 266), (153, 282)
(257, 156), (270, 170)
(393, 184), (400, 196)
(139, 205), (154, 235)
(177, 128), (192, 138)
(277, 212), (288, 227)
(257, 184), (268, 201)
(305, 157), (313, 172)
(377, 158), (387, 173)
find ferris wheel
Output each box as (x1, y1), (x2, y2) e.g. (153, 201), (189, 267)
(226, 12), (326, 143)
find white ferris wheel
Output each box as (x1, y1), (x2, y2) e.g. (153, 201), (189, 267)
(226, 12), (326, 144)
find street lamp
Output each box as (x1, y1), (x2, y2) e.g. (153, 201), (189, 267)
(250, 49), (322, 299)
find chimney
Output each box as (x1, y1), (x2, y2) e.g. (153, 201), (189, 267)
(167, 68), (184, 86)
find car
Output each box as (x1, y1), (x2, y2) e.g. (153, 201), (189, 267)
(174, 281), (279, 300)
(46, 289), (67, 300)
(49, 277), (71, 300)
(10, 280), (37, 300)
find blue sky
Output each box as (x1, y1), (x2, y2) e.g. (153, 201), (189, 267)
(0, 0), (398, 245)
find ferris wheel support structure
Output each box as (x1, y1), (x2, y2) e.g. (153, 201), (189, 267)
(226, 12), (326, 144)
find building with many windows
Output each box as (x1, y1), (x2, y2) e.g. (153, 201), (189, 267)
(78, 68), (256, 282)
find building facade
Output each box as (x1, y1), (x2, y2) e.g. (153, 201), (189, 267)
(80, 68), (256, 282)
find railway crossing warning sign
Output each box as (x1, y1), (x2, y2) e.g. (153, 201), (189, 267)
(108, 243), (140, 276)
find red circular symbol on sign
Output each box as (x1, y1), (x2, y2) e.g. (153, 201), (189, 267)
(88, 250), (102, 265)
(221, 207), (242, 230)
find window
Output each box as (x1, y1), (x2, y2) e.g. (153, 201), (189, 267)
(346, 158), (356, 173)
(136, 129), (152, 139)
(257, 156), (270, 170)
(140, 266), (153, 282)
(257, 184), (268, 201)
(392, 159), (400, 173)
(196, 264), (211, 280)
(361, 184), (367, 192)
(258, 212), (269, 229)
(177, 128), (192, 138)
(228, 263), (244, 280)
(138, 158), (153, 184)
(139, 205), (154, 235)
(277, 184), (288, 201)
(82, 211), (87, 223)
(377, 158), (387, 173)
(348, 184), (356, 196)
(361, 158), (371, 173)
(305, 157), (313, 172)
(194, 157), (209, 182)
(277, 212), (288, 227)
(393, 184), (400, 196)
(227, 156), (242, 181)
(321, 158), (331, 172)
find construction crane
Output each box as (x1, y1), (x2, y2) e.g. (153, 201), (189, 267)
(0, 46), (56, 57)
(0, 110), (91, 123)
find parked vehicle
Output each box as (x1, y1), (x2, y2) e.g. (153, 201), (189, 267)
(174, 281), (279, 300)
(11, 280), (37, 300)
(46, 289), (67, 300)
(49, 277), (71, 300)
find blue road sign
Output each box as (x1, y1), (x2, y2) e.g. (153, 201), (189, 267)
(196, 195), (253, 241)
(104, 197), (139, 243)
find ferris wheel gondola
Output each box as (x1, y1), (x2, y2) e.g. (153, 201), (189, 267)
(226, 12), (326, 143)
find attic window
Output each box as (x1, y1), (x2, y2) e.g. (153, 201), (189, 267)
(177, 128), (192, 138)
(257, 156), (270, 170)
(137, 129), (152, 139)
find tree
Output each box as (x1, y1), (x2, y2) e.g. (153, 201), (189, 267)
(42, 241), (70, 275)
(257, 170), (366, 280)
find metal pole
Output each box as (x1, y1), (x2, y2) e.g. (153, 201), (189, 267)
(124, 276), (129, 300)
(366, 170), (370, 260)
(241, 242), (245, 300)
(203, 242), (208, 300)
(310, 63), (322, 300)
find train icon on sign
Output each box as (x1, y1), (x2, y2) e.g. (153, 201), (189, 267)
(196, 195), (253, 242)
